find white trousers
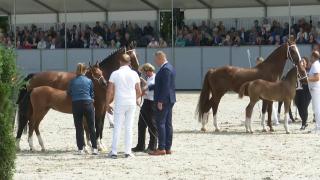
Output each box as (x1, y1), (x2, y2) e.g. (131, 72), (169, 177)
(311, 90), (320, 129)
(111, 105), (136, 155)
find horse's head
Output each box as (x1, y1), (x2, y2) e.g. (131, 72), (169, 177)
(286, 41), (302, 66)
(87, 62), (107, 88)
(125, 48), (140, 72)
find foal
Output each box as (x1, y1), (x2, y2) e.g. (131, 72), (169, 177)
(239, 65), (306, 134)
(26, 66), (107, 151)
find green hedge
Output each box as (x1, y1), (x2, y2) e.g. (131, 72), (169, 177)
(0, 45), (19, 180)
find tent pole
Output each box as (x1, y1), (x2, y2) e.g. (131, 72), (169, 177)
(64, 0), (68, 71)
(288, 0), (291, 39)
(171, 0), (175, 67)
(13, 0), (16, 48)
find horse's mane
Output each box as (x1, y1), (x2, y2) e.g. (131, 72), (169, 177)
(256, 44), (286, 68)
(98, 43), (135, 68)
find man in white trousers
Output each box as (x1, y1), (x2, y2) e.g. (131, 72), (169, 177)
(106, 54), (142, 158)
(308, 50), (320, 133)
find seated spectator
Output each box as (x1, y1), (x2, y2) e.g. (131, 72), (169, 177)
(159, 37), (168, 48)
(175, 34), (186, 47)
(144, 22), (154, 37)
(48, 38), (56, 50)
(31, 37), (38, 49)
(23, 39), (32, 49)
(262, 18), (271, 32)
(309, 34), (317, 44)
(274, 35), (281, 45)
(37, 37), (47, 49)
(147, 37), (159, 48)
(70, 35), (84, 48)
(109, 39), (116, 49)
(297, 32), (307, 44)
(93, 21), (104, 37)
(121, 32), (132, 47)
(222, 34), (232, 46)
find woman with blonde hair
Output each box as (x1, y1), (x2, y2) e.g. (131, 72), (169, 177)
(68, 63), (98, 155)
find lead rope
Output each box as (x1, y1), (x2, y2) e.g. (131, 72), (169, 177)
(136, 98), (158, 139)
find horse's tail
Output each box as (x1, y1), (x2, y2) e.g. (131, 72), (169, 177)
(239, 82), (250, 99)
(16, 73), (34, 136)
(196, 70), (212, 122)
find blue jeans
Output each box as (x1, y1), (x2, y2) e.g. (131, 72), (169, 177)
(72, 100), (97, 150)
(156, 103), (174, 150)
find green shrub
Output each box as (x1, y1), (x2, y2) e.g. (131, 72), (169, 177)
(0, 45), (19, 180)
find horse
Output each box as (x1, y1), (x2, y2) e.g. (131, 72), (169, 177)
(16, 45), (140, 150)
(196, 42), (302, 132)
(238, 64), (307, 134)
(21, 65), (107, 151)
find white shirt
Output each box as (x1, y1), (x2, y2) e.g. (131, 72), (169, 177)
(109, 65), (140, 106)
(309, 60), (320, 91)
(143, 74), (155, 101)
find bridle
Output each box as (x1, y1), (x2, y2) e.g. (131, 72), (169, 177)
(89, 68), (107, 86)
(287, 44), (307, 81)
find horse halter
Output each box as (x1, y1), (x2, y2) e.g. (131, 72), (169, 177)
(296, 65), (308, 81)
(287, 44), (301, 64)
(89, 69), (107, 85)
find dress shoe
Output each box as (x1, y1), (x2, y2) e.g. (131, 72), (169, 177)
(132, 146), (145, 152)
(166, 150), (172, 155)
(148, 149), (166, 156)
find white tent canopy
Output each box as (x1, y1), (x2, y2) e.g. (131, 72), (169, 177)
(0, 0), (319, 15)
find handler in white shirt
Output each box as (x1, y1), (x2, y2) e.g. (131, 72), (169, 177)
(106, 54), (142, 158)
(308, 50), (320, 133)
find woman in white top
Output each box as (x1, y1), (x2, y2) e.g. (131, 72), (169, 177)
(132, 63), (158, 153)
(308, 50), (320, 132)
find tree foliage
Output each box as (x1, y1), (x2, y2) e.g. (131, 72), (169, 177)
(0, 44), (19, 180)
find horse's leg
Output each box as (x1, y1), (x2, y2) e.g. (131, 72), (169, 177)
(267, 101), (275, 132)
(261, 100), (268, 132)
(99, 112), (106, 149)
(16, 107), (29, 151)
(35, 123), (45, 152)
(201, 97), (213, 132)
(246, 99), (258, 133)
(212, 94), (224, 132)
(284, 101), (291, 134)
(28, 120), (35, 151)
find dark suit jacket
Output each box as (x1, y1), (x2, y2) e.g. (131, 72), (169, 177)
(153, 62), (176, 104)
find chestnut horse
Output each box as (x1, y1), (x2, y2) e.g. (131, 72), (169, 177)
(239, 65), (307, 134)
(16, 45), (140, 150)
(22, 65), (107, 151)
(197, 42), (302, 132)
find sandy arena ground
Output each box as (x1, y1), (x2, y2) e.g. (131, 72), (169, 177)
(14, 92), (320, 180)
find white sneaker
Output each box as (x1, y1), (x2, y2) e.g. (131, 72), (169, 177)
(77, 150), (85, 155)
(124, 153), (135, 158)
(92, 148), (99, 155)
(107, 152), (117, 159)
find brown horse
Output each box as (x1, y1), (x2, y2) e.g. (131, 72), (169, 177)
(197, 42), (302, 132)
(16, 45), (140, 150)
(22, 65), (107, 151)
(238, 64), (307, 134)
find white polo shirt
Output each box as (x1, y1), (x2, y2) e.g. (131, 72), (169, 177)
(143, 74), (155, 101)
(309, 60), (320, 91)
(109, 65), (140, 106)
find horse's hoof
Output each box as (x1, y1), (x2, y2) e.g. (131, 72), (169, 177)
(250, 131), (254, 134)
(270, 128), (275, 132)
(41, 148), (46, 152)
(286, 131), (290, 134)
(262, 129), (267, 132)
(246, 130), (250, 133)
(200, 128), (207, 132)
(215, 129), (220, 132)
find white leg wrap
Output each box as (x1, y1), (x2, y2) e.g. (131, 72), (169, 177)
(37, 135), (45, 151)
(213, 115), (219, 131)
(284, 113), (289, 133)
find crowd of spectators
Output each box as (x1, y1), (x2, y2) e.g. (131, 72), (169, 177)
(175, 18), (320, 47)
(0, 21), (167, 49)
(1, 17), (320, 49)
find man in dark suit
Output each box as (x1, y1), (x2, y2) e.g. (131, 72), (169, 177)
(149, 51), (176, 156)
